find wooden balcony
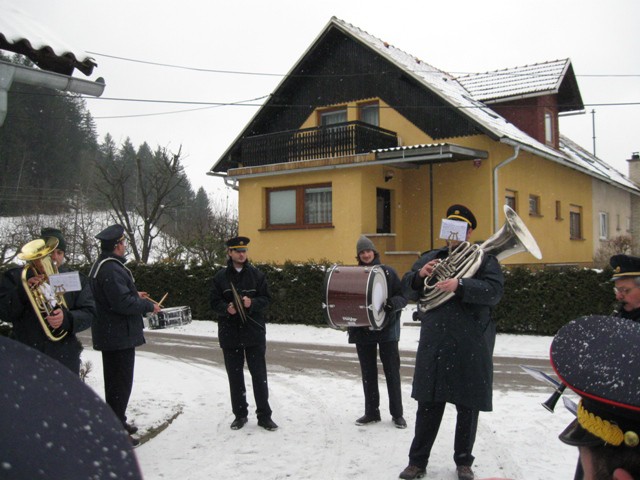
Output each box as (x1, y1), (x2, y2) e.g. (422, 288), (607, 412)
(239, 121), (398, 168)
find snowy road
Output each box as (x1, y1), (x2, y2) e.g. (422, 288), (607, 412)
(78, 325), (575, 480)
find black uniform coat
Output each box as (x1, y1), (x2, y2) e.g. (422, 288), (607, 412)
(0, 265), (95, 370)
(403, 246), (504, 411)
(89, 253), (154, 351)
(615, 305), (640, 322)
(210, 259), (271, 349)
(347, 256), (408, 344)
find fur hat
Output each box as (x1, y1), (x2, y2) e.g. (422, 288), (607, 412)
(356, 235), (376, 255)
(40, 227), (66, 252)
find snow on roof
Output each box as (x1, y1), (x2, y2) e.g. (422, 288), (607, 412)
(559, 134), (639, 193)
(456, 59), (570, 103)
(0, 1), (97, 76)
(330, 18), (638, 194)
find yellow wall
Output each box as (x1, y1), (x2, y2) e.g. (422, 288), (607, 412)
(238, 98), (595, 268)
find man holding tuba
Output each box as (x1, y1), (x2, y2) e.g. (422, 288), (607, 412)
(0, 228), (96, 374)
(399, 205), (504, 480)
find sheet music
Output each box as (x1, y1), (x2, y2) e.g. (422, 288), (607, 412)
(49, 271), (82, 293)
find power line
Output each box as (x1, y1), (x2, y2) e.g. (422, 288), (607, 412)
(87, 51), (640, 79)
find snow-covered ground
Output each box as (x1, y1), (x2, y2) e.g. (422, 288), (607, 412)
(81, 308), (579, 480)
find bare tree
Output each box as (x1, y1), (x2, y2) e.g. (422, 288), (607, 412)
(594, 235), (634, 268)
(94, 145), (189, 263)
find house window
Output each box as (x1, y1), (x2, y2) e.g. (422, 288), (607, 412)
(320, 108), (347, 126)
(505, 189), (517, 211)
(267, 183), (332, 229)
(359, 103), (379, 126)
(570, 205), (583, 240)
(555, 200), (563, 220)
(376, 188), (391, 233)
(529, 194), (541, 216)
(544, 112), (554, 145)
(616, 214), (621, 232)
(599, 212), (609, 240)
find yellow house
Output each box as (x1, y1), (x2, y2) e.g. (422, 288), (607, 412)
(208, 17), (639, 273)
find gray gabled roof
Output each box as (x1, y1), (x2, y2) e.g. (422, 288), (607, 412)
(457, 59), (572, 103)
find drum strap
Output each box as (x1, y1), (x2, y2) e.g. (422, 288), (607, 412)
(90, 258), (135, 282)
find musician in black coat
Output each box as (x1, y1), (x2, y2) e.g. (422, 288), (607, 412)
(399, 205), (504, 480)
(610, 254), (640, 322)
(210, 236), (278, 431)
(89, 224), (160, 440)
(0, 228), (95, 375)
(348, 235), (408, 428)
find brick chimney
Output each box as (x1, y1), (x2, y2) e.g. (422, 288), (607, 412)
(627, 152), (640, 248)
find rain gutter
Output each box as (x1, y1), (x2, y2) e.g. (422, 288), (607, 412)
(493, 145), (520, 231)
(0, 60), (105, 126)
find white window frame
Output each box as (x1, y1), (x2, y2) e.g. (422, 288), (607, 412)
(599, 212), (609, 240)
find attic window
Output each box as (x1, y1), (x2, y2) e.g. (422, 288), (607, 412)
(544, 111), (554, 145)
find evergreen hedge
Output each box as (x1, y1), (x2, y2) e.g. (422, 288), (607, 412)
(3, 262), (617, 336)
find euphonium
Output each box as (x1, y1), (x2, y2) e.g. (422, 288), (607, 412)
(17, 237), (68, 342)
(418, 205), (542, 313)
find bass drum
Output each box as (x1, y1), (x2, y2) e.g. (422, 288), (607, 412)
(322, 265), (388, 330)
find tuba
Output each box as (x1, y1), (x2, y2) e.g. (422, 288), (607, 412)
(18, 237), (68, 342)
(418, 205), (542, 313)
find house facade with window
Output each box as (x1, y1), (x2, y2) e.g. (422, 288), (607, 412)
(208, 17), (640, 272)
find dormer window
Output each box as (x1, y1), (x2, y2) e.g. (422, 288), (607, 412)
(544, 111), (554, 145)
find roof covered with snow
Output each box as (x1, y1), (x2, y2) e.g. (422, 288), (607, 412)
(457, 59), (572, 103)
(0, 1), (97, 76)
(329, 18), (634, 193)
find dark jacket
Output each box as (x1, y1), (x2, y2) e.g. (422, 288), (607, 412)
(89, 253), (154, 351)
(347, 256), (408, 344)
(402, 246), (504, 411)
(0, 264), (95, 368)
(210, 258), (271, 349)
(615, 306), (640, 322)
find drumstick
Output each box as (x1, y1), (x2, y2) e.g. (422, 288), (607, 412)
(158, 292), (169, 307)
(148, 292), (169, 307)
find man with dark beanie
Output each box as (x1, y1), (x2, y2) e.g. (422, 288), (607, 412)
(349, 235), (407, 429)
(0, 227), (95, 374)
(89, 224), (160, 444)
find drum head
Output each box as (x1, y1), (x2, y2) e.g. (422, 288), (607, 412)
(366, 266), (388, 329)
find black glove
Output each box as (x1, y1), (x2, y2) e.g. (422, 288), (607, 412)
(383, 300), (394, 313)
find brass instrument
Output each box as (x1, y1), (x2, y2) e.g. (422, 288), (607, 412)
(542, 384), (567, 413)
(418, 205), (542, 313)
(18, 237), (68, 342)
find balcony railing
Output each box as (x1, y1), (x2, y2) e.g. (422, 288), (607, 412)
(239, 121), (398, 168)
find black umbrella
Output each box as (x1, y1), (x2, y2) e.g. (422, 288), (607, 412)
(0, 336), (143, 479)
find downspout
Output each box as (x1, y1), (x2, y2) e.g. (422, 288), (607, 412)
(493, 145), (520, 231)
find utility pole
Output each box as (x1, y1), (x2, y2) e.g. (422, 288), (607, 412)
(591, 109), (596, 156)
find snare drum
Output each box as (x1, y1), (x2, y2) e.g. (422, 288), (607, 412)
(322, 265), (388, 330)
(146, 306), (192, 329)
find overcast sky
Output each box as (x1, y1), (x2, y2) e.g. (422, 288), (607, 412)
(11, 0), (640, 196)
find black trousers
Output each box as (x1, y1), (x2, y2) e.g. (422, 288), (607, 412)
(101, 348), (136, 427)
(355, 341), (403, 418)
(222, 344), (272, 420)
(408, 401), (479, 469)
